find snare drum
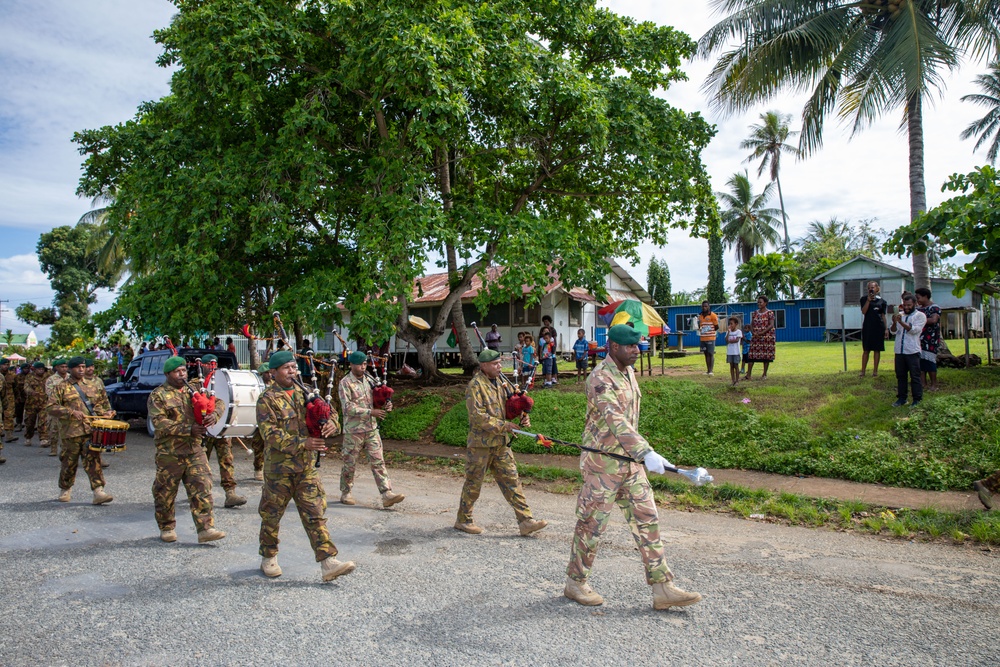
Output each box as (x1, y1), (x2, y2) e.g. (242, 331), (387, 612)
(89, 419), (130, 453)
(207, 369), (265, 438)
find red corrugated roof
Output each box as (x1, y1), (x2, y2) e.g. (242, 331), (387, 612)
(411, 267), (599, 304)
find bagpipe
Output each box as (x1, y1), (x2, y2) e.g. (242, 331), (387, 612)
(190, 356), (218, 426)
(366, 350), (394, 409)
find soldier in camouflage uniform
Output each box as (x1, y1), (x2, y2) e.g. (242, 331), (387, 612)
(148, 356), (227, 543)
(973, 471), (1000, 510)
(256, 350), (354, 581)
(196, 354), (247, 508)
(50, 357), (115, 505)
(23, 362), (49, 447)
(338, 351), (404, 508)
(14, 362), (29, 432)
(44, 358), (69, 457)
(563, 324), (701, 610)
(454, 348), (547, 537)
(1, 358), (16, 442)
(0, 360), (6, 463)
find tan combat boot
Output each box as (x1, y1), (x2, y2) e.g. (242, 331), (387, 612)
(48, 444), (58, 457)
(652, 581), (702, 609)
(160, 529), (178, 543)
(320, 556), (356, 582)
(381, 490), (405, 508)
(92, 487), (114, 505)
(453, 521), (483, 534)
(58, 488), (71, 503)
(254, 469), (264, 481)
(224, 490), (247, 508)
(340, 491), (356, 506)
(261, 556), (282, 578)
(518, 518), (548, 536)
(564, 577), (604, 606)
(0, 455), (6, 465)
(197, 528), (226, 543)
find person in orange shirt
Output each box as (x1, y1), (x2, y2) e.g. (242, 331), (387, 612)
(697, 301), (720, 376)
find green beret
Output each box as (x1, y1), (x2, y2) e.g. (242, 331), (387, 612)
(348, 351), (367, 365)
(268, 350), (294, 369)
(163, 356), (187, 373)
(201, 354), (218, 364)
(33, 361), (46, 369)
(0, 358), (8, 365)
(608, 324), (641, 346)
(256, 363), (270, 374)
(53, 358), (67, 367)
(478, 349), (501, 363)
(20, 362), (29, 369)
(67, 356), (86, 369)
(85, 358), (95, 367)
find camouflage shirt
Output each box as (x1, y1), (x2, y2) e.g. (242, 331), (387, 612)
(465, 370), (511, 449)
(45, 372), (66, 399)
(338, 372), (377, 434)
(256, 382), (314, 474)
(51, 375), (113, 438)
(582, 358), (653, 462)
(24, 373), (47, 409)
(14, 371), (26, 401)
(2, 369), (14, 401)
(148, 381), (224, 455)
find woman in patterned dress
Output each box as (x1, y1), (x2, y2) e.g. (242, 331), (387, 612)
(745, 295), (776, 380)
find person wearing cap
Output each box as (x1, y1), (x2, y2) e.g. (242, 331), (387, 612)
(44, 358), (70, 457)
(248, 362), (273, 481)
(256, 349), (354, 582)
(563, 324), (701, 610)
(1, 358), (16, 442)
(454, 348), (547, 536)
(14, 361), (30, 433)
(22, 362), (49, 449)
(196, 354), (247, 508)
(337, 350), (404, 508)
(148, 356), (227, 544)
(50, 356), (116, 504)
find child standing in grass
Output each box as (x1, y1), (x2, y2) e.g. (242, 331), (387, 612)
(740, 328), (752, 376)
(572, 329), (589, 381)
(521, 334), (536, 389)
(725, 316), (743, 387)
(540, 332), (555, 387)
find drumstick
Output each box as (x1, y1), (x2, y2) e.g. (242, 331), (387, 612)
(232, 436), (252, 454)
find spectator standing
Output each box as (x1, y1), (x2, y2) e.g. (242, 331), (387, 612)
(572, 329), (589, 381)
(859, 281), (888, 378)
(521, 334), (536, 389)
(540, 332), (555, 387)
(724, 317), (743, 387)
(696, 301), (719, 376)
(297, 339), (314, 383)
(915, 287), (941, 391)
(226, 337), (237, 355)
(538, 315), (559, 384)
(745, 295), (776, 380)
(139, 342), (148, 356)
(484, 324), (502, 352)
(890, 293), (926, 408)
(739, 329), (752, 376)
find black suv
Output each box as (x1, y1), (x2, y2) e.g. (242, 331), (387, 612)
(105, 348), (240, 436)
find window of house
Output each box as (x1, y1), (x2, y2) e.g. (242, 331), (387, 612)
(511, 298), (540, 326)
(773, 309), (786, 329)
(800, 307), (825, 328)
(843, 280), (870, 306)
(568, 300), (582, 327)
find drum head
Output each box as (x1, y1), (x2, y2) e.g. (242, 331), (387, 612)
(206, 369), (265, 438)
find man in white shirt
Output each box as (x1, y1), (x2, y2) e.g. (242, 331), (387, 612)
(889, 293), (926, 408)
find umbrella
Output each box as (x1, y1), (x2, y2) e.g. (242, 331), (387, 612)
(597, 299), (665, 337)
(5, 353), (26, 361)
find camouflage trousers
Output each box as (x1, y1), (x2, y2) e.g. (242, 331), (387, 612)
(15, 397), (24, 427)
(981, 469), (1000, 493)
(340, 430), (391, 495)
(48, 415), (62, 452)
(250, 430), (265, 472)
(24, 407), (47, 443)
(153, 449), (216, 532)
(203, 436), (236, 490)
(2, 395), (13, 432)
(59, 435), (106, 491)
(258, 468), (337, 562)
(567, 454), (673, 585)
(457, 445), (532, 524)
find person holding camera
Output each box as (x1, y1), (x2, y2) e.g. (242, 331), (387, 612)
(859, 281), (887, 378)
(890, 293), (926, 408)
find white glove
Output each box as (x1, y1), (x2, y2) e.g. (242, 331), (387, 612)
(643, 451), (673, 475)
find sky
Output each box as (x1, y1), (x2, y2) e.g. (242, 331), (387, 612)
(0, 0), (991, 340)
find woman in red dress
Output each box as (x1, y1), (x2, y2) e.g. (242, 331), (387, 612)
(745, 295), (776, 380)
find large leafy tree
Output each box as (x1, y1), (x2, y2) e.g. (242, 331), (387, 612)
(78, 0), (715, 380)
(647, 256), (672, 306)
(794, 217), (885, 297)
(699, 0), (1000, 291)
(961, 62), (1000, 164)
(717, 171), (783, 264)
(740, 110), (799, 251)
(886, 165), (1000, 292)
(734, 252), (797, 302)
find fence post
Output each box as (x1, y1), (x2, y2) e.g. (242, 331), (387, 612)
(841, 313), (847, 373)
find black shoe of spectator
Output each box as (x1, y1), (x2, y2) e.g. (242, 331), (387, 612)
(891, 400), (906, 408)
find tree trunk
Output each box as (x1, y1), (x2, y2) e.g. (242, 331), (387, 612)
(775, 172), (790, 253)
(439, 145), (478, 374)
(414, 337), (439, 381)
(907, 93), (930, 290)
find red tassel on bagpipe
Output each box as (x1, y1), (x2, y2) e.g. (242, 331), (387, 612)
(372, 385), (394, 409)
(191, 392), (217, 425)
(505, 392), (534, 420)
(305, 397), (332, 438)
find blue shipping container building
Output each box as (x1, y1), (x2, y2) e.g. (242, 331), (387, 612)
(662, 299), (827, 348)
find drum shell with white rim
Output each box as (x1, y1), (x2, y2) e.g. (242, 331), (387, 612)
(206, 369), (265, 438)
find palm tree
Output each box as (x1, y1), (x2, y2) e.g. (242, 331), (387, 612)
(961, 62), (1000, 164)
(698, 0), (1000, 291)
(741, 110), (799, 252)
(78, 190), (136, 285)
(798, 217), (851, 248)
(717, 172), (783, 264)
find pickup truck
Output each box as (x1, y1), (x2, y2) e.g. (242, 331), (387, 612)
(105, 349), (240, 436)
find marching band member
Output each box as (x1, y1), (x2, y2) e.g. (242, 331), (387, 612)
(44, 358), (69, 457)
(337, 350), (404, 508)
(50, 357), (115, 505)
(564, 324), (701, 609)
(198, 354), (247, 508)
(22, 362), (49, 450)
(454, 349), (547, 537)
(255, 350), (354, 581)
(148, 356), (227, 543)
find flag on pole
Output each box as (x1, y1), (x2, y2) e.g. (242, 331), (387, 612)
(447, 324), (458, 348)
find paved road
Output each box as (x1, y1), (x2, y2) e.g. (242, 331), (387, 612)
(0, 430), (997, 666)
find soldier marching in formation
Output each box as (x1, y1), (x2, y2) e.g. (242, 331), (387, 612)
(338, 350), (404, 508)
(454, 348), (547, 537)
(1, 358), (16, 443)
(197, 354), (247, 508)
(45, 358), (69, 457)
(255, 350), (355, 581)
(14, 362), (28, 433)
(22, 362), (49, 449)
(148, 356), (227, 544)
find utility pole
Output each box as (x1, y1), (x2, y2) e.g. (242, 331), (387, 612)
(0, 300), (8, 340)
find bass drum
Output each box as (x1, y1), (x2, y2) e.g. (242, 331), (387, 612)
(207, 369), (265, 438)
